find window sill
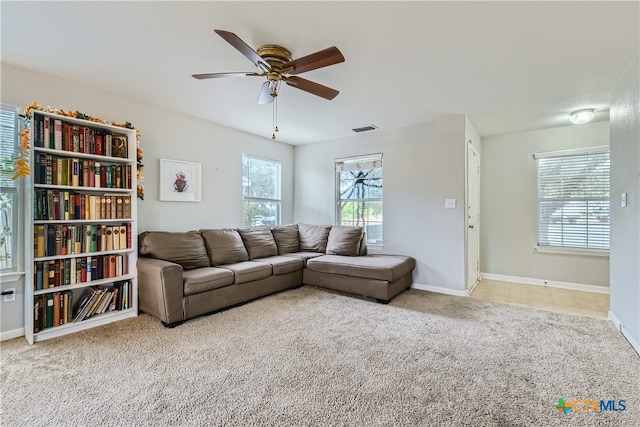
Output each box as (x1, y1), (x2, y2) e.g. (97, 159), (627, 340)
(0, 271), (25, 284)
(366, 243), (384, 251)
(535, 246), (609, 258)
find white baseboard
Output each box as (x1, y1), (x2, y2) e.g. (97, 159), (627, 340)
(1, 328), (25, 342)
(481, 273), (609, 294)
(608, 311), (640, 355)
(411, 283), (467, 297)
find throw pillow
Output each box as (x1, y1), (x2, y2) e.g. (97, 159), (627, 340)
(238, 227), (278, 259)
(200, 229), (249, 266)
(271, 224), (300, 254)
(139, 230), (210, 270)
(326, 226), (364, 256)
(298, 224), (331, 253)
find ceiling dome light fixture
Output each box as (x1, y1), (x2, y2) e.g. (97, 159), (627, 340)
(570, 109), (595, 124)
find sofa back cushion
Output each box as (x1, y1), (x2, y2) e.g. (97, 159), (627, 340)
(139, 230), (210, 270)
(238, 227), (278, 259)
(326, 226), (364, 256)
(271, 224), (300, 254)
(298, 224), (331, 253)
(200, 229), (249, 266)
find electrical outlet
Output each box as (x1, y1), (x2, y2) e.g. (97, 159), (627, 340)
(3, 288), (16, 302)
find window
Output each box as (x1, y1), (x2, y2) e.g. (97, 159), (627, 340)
(536, 147), (610, 252)
(242, 155), (281, 227)
(336, 153), (383, 244)
(0, 104), (20, 271)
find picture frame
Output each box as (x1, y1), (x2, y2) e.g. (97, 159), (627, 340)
(159, 159), (201, 202)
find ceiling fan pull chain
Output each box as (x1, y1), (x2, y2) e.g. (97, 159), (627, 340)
(272, 96), (279, 139)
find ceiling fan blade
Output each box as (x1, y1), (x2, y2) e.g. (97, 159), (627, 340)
(283, 46), (345, 75)
(258, 81), (274, 104)
(283, 76), (339, 100)
(214, 29), (271, 72)
(192, 72), (261, 80)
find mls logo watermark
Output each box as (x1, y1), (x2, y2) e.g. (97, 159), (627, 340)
(555, 398), (627, 415)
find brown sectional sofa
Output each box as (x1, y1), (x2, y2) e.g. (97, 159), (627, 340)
(137, 224), (415, 327)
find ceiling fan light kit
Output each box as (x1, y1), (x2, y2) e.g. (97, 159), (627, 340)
(569, 109), (595, 124)
(193, 29), (345, 139)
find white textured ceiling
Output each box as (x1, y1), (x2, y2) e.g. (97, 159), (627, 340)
(1, 1), (638, 144)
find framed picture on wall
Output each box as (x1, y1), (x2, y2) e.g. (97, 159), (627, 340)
(159, 158), (202, 202)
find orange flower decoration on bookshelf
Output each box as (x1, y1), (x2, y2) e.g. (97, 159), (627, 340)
(12, 128), (31, 179)
(16, 101), (145, 199)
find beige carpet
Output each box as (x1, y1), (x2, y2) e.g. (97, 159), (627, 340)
(1, 286), (638, 426)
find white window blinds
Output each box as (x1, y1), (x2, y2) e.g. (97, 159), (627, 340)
(335, 153), (383, 172)
(535, 147), (610, 250)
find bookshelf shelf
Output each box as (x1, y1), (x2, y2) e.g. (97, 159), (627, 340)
(24, 110), (138, 344)
(32, 308), (137, 342)
(33, 274), (136, 296)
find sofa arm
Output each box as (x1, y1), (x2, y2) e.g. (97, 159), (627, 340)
(137, 257), (185, 325)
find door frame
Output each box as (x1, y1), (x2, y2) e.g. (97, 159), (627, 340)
(466, 141), (481, 293)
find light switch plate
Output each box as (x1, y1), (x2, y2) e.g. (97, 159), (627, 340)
(621, 192), (627, 207)
(445, 198), (456, 209)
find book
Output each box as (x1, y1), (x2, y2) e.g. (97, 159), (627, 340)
(86, 256), (92, 282)
(46, 294), (54, 329)
(54, 225), (62, 256)
(63, 292), (69, 325)
(105, 227), (113, 251)
(35, 261), (43, 291)
(104, 196), (111, 219)
(53, 293), (61, 326)
(94, 162), (101, 188)
(71, 158), (80, 187)
(42, 261), (56, 289)
(54, 119), (62, 150)
(35, 225), (45, 258)
(82, 160), (90, 188)
(46, 225), (55, 257)
(112, 227), (120, 250)
(44, 116), (50, 148)
(119, 225), (127, 250)
(123, 196), (131, 218)
(99, 225), (107, 252)
(108, 255), (116, 277)
(34, 296), (44, 333)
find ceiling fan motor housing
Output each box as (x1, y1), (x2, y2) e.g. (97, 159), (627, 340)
(257, 44), (292, 74)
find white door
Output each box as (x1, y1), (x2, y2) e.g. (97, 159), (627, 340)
(467, 143), (480, 290)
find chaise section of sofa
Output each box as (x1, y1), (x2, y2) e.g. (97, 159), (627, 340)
(304, 254), (416, 303)
(137, 223), (416, 326)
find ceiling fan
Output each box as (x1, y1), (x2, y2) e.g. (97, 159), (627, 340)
(192, 29), (346, 105)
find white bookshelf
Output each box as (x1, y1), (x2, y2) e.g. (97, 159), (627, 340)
(24, 111), (138, 344)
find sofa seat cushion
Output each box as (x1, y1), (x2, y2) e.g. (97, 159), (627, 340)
(183, 267), (234, 296)
(256, 255), (304, 275)
(219, 261), (272, 284)
(306, 254), (416, 282)
(282, 251), (325, 266)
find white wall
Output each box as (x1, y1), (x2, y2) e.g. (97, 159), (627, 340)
(609, 51), (640, 353)
(481, 122), (610, 287)
(293, 115), (468, 293)
(0, 63), (295, 335)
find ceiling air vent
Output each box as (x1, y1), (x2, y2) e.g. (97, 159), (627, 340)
(352, 124), (378, 133)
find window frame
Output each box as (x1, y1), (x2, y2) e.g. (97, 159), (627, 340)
(241, 154), (282, 228)
(335, 153), (383, 245)
(0, 104), (21, 274)
(535, 146), (610, 256)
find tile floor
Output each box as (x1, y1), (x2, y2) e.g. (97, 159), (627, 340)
(469, 279), (609, 319)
